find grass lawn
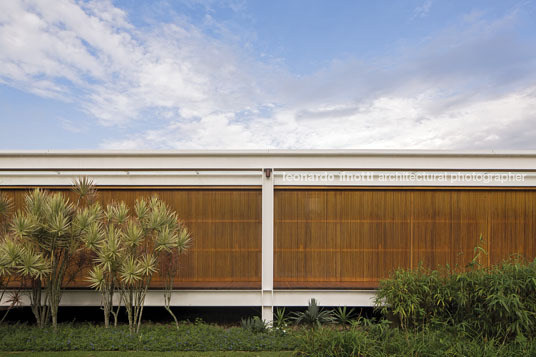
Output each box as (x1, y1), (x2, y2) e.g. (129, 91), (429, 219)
(0, 352), (294, 357)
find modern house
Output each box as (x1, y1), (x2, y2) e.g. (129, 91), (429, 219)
(1, 150), (535, 321)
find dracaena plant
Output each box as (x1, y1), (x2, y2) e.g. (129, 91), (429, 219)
(8, 178), (99, 329)
(85, 220), (123, 328)
(156, 221), (190, 329)
(0, 236), (49, 324)
(0, 193), (13, 235)
(0, 193), (14, 321)
(85, 196), (190, 334)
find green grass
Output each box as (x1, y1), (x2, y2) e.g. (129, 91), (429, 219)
(0, 352), (293, 357)
(0, 323), (301, 352)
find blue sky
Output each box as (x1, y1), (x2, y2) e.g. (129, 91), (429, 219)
(0, 0), (535, 150)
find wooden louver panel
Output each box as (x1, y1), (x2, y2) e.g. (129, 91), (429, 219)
(274, 188), (536, 289)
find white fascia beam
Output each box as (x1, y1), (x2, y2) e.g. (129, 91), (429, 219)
(0, 290), (376, 307)
(0, 171), (262, 186)
(2, 150), (536, 170)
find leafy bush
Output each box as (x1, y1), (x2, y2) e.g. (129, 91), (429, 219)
(294, 324), (536, 357)
(240, 316), (269, 334)
(375, 257), (536, 340)
(289, 298), (335, 328)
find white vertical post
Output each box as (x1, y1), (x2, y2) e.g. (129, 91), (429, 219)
(261, 168), (274, 322)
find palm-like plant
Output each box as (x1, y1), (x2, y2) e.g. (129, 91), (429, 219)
(0, 193), (13, 235)
(0, 236), (49, 324)
(157, 221), (191, 329)
(8, 179), (98, 329)
(85, 196), (190, 334)
(289, 298), (336, 328)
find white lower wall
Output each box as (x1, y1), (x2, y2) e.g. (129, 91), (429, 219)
(0, 289), (376, 308)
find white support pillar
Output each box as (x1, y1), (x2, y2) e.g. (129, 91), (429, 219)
(261, 168), (274, 322)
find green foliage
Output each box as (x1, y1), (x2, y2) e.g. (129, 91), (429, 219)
(273, 307), (289, 330)
(240, 316), (270, 334)
(5, 181), (99, 329)
(0, 323), (302, 352)
(289, 298), (335, 328)
(375, 264), (452, 329)
(333, 306), (356, 326)
(0, 192), (13, 234)
(84, 195), (191, 333)
(375, 256), (536, 340)
(293, 323), (536, 357)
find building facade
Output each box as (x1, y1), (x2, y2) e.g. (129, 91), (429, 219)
(1, 150), (536, 321)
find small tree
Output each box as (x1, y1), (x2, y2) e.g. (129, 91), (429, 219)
(0, 235), (49, 324)
(86, 201), (130, 328)
(9, 181), (98, 329)
(0, 193), (14, 319)
(158, 220), (190, 329)
(1, 192), (50, 324)
(86, 196), (190, 334)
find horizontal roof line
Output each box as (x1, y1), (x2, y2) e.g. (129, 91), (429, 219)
(2, 149), (536, 157)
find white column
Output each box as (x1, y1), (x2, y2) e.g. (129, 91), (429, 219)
(261, 168), (274, 322)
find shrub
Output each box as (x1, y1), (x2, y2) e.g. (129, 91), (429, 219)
(333, 306), (356, 327)
(294, 324), (536, 357)
(240, 316), (269, 334)
(273, 307), (289, 330)
(289, 298), (335, 328)
(375, 257), (536, 340)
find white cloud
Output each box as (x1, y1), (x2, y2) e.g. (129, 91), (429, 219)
(0, 0), (535, 150)
(0, 0), (267, 125)
(102, 86), (536, 150)
(413, 0), (434, 19)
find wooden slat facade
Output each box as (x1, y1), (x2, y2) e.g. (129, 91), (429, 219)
(1, 188), (262, 289)
(274, 188), (536, 289)
(3, 186), (536, 290)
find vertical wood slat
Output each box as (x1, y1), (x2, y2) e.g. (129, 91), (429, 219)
(4, 186), (536, 290)
(1, 188), (262, 289)
(274, 189), (536, 289)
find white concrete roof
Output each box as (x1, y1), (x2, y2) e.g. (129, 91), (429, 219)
(1, 150), (536, 170)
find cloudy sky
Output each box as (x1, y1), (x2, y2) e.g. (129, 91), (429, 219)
(0, 0), (535, 150)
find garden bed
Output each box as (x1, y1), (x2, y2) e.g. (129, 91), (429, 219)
(0, 322), (301, 353)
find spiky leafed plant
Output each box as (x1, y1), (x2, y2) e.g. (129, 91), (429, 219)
(85, 196), (190, 334)
(86, 220), (123, 328)
(290, 298), (336, 328)
(120, 196), (189, 334)
(273, 307), (289, 331)
(0, 193), (13, 235)
(0, 236), (49, 324)
(71, 176), (97, 207)
(156, 221), (191, 329)
(241, 316), (269, 333)
(9, 178), (99, 329)
(334, 306), (356, 327)
(0, 193), (14, 322)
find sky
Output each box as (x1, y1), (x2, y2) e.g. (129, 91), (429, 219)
(0, 0), (535, 150)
